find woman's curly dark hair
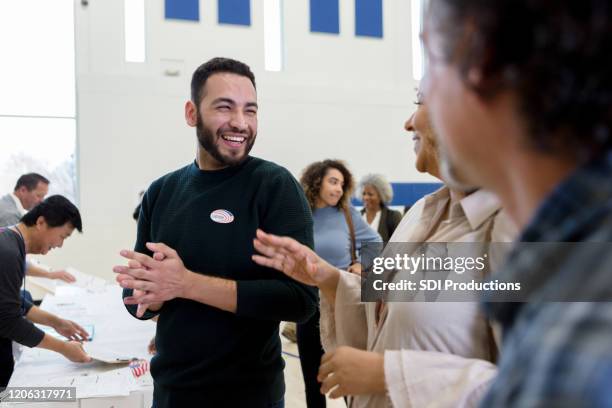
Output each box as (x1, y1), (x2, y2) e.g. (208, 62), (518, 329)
(428, 0), (612, 160)
(300, 160), (355, 210)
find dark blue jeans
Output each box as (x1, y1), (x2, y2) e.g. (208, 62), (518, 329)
(21, 290), (33, 313)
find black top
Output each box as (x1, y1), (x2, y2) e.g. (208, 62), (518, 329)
(123, 156), (317, 407)
(0, 228), (44, 347)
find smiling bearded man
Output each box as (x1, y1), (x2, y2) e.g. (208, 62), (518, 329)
(114, 57), (317, 408)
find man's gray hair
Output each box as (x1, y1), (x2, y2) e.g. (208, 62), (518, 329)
(356, 173), (394, 205)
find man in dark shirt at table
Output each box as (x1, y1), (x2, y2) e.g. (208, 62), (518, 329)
(0, 195), (90, 388)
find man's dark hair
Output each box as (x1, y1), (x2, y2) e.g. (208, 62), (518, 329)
(21, 195), (83, 232)
(190, 57), (256, 106)
(14, 173), (50, 191)
(428, 0), (612, 159)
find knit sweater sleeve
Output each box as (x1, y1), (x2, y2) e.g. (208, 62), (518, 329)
(0, 234), (45, 347)
(236, 167), (318, 323)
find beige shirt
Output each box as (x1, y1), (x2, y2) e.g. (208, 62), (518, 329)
(320, 187), (516, 408)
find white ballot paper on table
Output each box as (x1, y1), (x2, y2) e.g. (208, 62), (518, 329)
(46, 369), (132, 399)
(9, 360), (133, 399)
(61, 267), (109, 292)
(26, 266), (110, 296)
(84, 343), (134, 364)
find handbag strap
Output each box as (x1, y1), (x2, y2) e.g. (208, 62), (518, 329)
(342, 206), (358, 264)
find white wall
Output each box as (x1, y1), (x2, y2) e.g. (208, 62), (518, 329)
(41, 0), (437, 280)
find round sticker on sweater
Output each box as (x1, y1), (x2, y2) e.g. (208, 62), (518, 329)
(210, 209), (234, 224)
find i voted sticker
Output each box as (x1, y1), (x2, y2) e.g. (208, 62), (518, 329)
(210, 209), (235, 224)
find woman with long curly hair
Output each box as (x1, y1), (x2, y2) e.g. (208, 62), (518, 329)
(296, 159), (380, 408)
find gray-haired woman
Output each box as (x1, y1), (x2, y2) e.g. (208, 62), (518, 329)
(357, 174), (402, 242)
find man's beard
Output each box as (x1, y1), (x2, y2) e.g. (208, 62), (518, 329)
(196, 113), (256, 167)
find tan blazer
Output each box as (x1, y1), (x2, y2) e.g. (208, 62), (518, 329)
(320, 188), (517, 408)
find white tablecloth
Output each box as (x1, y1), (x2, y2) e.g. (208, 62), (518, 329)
(4, 284), (156, 408)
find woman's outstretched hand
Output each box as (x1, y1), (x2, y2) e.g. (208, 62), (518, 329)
(252, 229), (340, 291)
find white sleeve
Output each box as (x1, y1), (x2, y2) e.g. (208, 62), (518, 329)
(384, 349), (497, 408)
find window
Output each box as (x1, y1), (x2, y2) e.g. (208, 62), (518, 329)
(125, 0), (146, 63)
(264, 0), (283, 71)
(411, 0), (426, 80)
(0, 0), (77, 203)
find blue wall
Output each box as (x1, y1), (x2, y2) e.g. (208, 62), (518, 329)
(352, 182), (442, 207)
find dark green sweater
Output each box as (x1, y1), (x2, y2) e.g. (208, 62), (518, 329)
(123, 156), (316, 407)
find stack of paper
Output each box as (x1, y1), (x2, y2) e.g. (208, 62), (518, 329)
(44, 369), (132, 399)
